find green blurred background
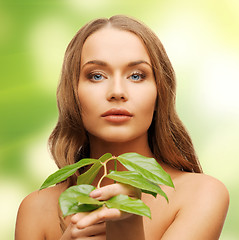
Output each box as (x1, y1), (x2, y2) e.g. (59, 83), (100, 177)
(0, 0), (238, 239)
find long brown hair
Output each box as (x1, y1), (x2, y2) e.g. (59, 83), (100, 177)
(49, 15), (202, 175)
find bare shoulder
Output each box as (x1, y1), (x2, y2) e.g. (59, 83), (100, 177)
(18, 181), (67, 214)
(169, 172), (229, 239)
(153, 170), (230, 239)
(15, 182), (68, 240)
(175, 172), (229, 205)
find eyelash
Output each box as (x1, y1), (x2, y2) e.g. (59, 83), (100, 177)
(86, 72), (106, 81)
(128, 72), (146, 81)
(85, 71), (147, 82)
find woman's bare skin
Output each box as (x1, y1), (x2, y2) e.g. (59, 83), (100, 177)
(15, 162), (229, 240)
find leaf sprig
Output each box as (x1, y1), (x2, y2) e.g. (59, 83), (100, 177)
(40, 153), (174, 218)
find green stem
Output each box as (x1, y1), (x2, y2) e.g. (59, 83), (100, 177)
(114, 158), (117, 184)
(97, 157), (116, 188)
(114, 158), (117, 171)
(97, 162), (107, 188)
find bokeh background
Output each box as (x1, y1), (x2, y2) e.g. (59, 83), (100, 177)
(0, 0), (238, 239)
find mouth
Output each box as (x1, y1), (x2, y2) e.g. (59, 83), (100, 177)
(101, 108), (133, 117)
(101, 108), (133, 123)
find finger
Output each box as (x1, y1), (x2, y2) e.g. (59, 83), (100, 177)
(71, 212), (88, 224)
(90, 183), (141, 200)
(84, 222), (106, 236)
(71, 222), (106, 238)
(76, 206), (121, 229)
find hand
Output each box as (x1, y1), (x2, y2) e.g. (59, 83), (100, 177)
(60, 183), (141, 239)
(90, 183), (141, 201)
(88, 183), (144, 240)
(73, 183), (141, 226)
(60, 211), (106, 240)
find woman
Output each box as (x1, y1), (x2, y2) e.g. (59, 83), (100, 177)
(15, 15), (229, 240)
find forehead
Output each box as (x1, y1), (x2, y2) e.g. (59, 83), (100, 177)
(81, 26), (151, 66)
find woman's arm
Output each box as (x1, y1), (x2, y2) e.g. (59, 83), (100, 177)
(161, 175), (229, 240)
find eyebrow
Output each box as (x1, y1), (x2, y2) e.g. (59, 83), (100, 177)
(81, 60), (152, 69)
(127, 60), (151, 68)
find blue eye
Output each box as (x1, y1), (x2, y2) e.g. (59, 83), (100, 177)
(86, 72), (105, 81)
(131, 74), (140, 80)
(92, 74), (103, 81)
(129, 72), (145, 81)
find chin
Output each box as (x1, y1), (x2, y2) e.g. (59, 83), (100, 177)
(102, 135), (135, 143)
(92, 131), (148, 146)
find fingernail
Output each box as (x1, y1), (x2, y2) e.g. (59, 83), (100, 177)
(90, 189), (101, 198)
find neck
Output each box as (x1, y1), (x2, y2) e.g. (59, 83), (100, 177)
(88, 134), (154, 159)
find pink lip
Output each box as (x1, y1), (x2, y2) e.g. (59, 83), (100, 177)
(101, 108), (132, 117)
(101, 108), (133, 123)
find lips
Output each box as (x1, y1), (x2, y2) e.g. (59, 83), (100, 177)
(101, 108), (132, 117)
(101, 108), (133, 123)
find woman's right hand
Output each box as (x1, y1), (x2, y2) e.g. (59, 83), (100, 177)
(60, 211), (106, 239)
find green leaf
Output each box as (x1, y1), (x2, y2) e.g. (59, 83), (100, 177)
(77, 162), (102, 185)
(99, 153), (112, 162)
(77, 194), (103, 205)
(59, 184), (102, 217)
(106, 171), (168, 201)
(117, 153), (174, 188)
(141, 189), (157, 198)
(105, 194), (151, 218)
(40, 158), (98, 190)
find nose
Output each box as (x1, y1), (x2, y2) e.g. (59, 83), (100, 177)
(106, 75), (128, 102)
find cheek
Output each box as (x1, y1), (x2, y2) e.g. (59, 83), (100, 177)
(78, 85), (104, 132)
(133, 85), (157, 129)
(78, 91), (88, 117)
(78, 85), (97, 114)
(78, 87), (94, 125)
(139, 85), (157, 114)
(77, 97), (94, 133)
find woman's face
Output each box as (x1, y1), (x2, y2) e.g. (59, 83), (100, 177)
(78, 26), (157, 144)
